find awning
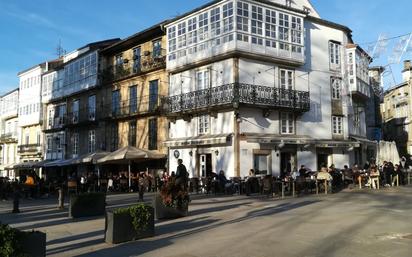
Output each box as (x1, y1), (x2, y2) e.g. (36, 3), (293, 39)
(350, 136), (377, 146)
(14, 161), (43, 170)
(43, 159), (68, 168)
(164, 133), (232, 147)
(4, 163), (17, 170)
(71, 152), (110, 165)
(244, 133), (312, 144)
(315, 140), (360, 148)
(96, 146), (166, 165)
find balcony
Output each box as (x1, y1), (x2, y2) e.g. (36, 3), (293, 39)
(18, 144), (42, 155)
(164, 83), (310, 115)
(0, 132), (18, 143)
(44, 116), (66, 132)
(65, 108), (100, 127)
(108, 96), (164, 120)
(102, 51), (166, 83)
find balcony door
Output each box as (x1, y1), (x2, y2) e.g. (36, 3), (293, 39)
(196, 70), (210, 107)
(149, 80), (158, 111)
(279, 69), (294, 104)
(129, 85), (138, 114)
(88, 95), (96, 121)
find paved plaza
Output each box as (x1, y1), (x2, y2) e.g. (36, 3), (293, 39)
(1, 187), (412, 257)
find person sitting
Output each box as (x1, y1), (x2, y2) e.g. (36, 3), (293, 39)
(369, 166), (380, 189)
(342, 165), (354, 186)
(245, 169), (258, 196)
(299, 165), (308, 177)
(317, 167), (333, 193)
(217, 170), (233, 194)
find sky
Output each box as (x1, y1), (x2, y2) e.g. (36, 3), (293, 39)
(1, 0), (412, 95)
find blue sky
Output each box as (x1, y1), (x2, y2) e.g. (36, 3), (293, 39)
(1, 0), (412, 95)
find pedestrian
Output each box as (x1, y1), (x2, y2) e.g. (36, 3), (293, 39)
(176, 159), (189, 190)
(138, 172), (147, 202)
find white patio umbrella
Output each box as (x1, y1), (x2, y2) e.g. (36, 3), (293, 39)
(96, 146), (166, 188)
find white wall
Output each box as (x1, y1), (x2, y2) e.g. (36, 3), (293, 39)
(18, 66), (43, 127)
(297, 149), (316, 171)
(239, 107), (279, 134)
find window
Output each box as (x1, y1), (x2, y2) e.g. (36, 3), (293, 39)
(265, 10), (276, 48)
(329, 42), (341, 68)
(129, 85), (138, 114)
(72, 100), (79, 123)
(63, 52), (97, 91)
(196, 70), (210, 90)
(72, 132), (79, 156)
(149, 118), (158, 150)
(112, 90), (120, 115)
(177, 22), (186, 49)
(47, 136), (52, 153)
(280, 112), (294, 134)
(111, 124), (118, 151)
(133, 47), (141, 73)
(291, 16), (302, 53)
(332, 116), (343, 135)
(115, 54), (123, 66)
(198, 114), (210, 135)
(237, 1), (249, 33)
(210, 7), (221, 45)
(128, 121), (137, 147)
(88, 95), (96, 121)
(198, 12), (209, 42)
(251, 5), (263, 45)
(37, 132), (41, 145)
(88, 130), (96, 153)
(168, 26), (177, 60)
(254, 154), (268, 175)
(280, 69), (294, 100)
(152, 39), (162, 57)
(149, 80), (159, 111)
(279, 13), (290, 50)
(331, 78), (342, 100)
(56, 133), (64, 152)
(223, 2), (234, 33)
(187, 17), (198, 46)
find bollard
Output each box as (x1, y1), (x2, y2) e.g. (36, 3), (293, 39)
(58, 188), (65, 210)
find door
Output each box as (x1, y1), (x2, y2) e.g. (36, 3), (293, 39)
(280, 152), (295, 178)
(317, 154), (329, 171)
(199, 154), (212, 177)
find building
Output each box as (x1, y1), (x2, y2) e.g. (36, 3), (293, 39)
(100, 23), (168, 157)
(43, 39), (120, 167)
(381, 60), (412, 156)
(164, 0), (375, 178)
(0, 88), (19, 178)
(367, 66), (384, 141)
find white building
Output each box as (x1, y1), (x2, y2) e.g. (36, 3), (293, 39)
(164, 0), (374, 178)
(0, 89), (20, 178)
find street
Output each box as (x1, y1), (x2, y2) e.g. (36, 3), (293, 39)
(1, 187), (412, 257)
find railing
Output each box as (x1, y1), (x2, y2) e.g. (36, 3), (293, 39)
(18, 144), (42, 154)
(46, 116), (67, 130)
(108, 95), (164, 119)
(66, 108), (100, 126)
(0, 132), (18, 142)
(164, 83), (310, 114)
(101, 50), (166, 83)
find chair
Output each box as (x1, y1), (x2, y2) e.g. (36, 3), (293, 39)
(67, 180), (77, 195)
(262, 176), (273, 197)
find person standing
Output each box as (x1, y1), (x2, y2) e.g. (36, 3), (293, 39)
(138, 172), (147, 202)
(176, 159), (189, 190)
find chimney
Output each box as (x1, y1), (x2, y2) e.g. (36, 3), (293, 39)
(404, 60), (411, 70)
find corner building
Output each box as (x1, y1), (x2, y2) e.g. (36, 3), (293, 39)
(165, 0), (374, 178)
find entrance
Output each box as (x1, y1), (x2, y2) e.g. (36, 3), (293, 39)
(317, 154), (329, 171)
(199, 154), (212, 177)
(280, 152), (296, 178)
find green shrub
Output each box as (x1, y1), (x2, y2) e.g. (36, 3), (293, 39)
(0, 223), (23, 257)
(114, 204), (152, 234)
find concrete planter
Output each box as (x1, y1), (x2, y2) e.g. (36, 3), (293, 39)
(19, 231), (46, 257)
(69, 193), (106, 218)
(104, 207), (155, 244)
(154, 193), (188, 219)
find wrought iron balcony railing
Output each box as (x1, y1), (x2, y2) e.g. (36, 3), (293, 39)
(101, 50), (166, 83)
(18, 144), (42, 154)
(108, 95), (164, 119)
(65, 107), (101, 126)
(164, 83), (310, 114)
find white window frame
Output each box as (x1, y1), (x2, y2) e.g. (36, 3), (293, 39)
(280, 112), (294, 135)
(88, 130), (96, 153)
(331, 77), (342, 100)
(198, 114), (210, 135)
(332, 116), (343, 135)
(196, 70), (210, 90)
(72, 132), (79, 156)
(329, 41), (341, 69)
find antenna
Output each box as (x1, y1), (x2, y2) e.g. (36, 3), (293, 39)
(56, 39), (66, 58)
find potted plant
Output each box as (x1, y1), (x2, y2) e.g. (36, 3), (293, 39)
(69, 192), (106, 218)
(0, 223), (46, 257)
(105, 204), (154, 244)
(155, 177), (190, 219)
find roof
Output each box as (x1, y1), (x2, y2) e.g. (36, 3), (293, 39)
(164, 0), (309, 27)
(384, 81), (409, 95)
(346, 43), (373, 62)
(101, 21), (167, 55)
(1, 87), (19, 98)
